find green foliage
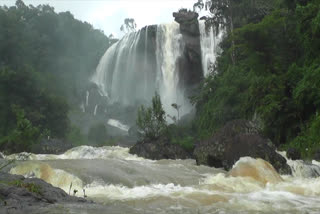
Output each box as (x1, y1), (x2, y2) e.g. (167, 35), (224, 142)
(0, 105), (41, 152)
(194, 0), (320, 152)
(282, 114), (320, 159)
(66, 126), (88, 146)
(9, 180), (41, 194)
(88, 123), (108, 146)
(137, 92), (167, 140)
(167, 124), (196, 151)
(0, 1), (112, 152)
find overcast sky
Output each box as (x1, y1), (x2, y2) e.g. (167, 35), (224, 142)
(0, 0), (196, 38)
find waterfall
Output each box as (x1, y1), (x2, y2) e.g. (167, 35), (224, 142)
(92, 30), (155, 106)
(199, 20), (224, 77)
(93, 105), (98, 116)
(91, 23), (192, 119)
(107, 119), (130, 132)
(86, 91), (89, 106)
(156, 23), (192, 118)
(277, 151), (320, 178)
(80, 103), (85, 113)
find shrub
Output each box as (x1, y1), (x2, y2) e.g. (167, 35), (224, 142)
(136, 92), (167, 140)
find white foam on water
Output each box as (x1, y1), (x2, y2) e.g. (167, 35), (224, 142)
(6, 146), (147, 161)
(107, 119), (130, 132)
(277, 150), (320, 177)
(10, 162), (83, 193)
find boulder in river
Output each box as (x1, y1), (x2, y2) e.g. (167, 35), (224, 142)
(129, 137), (192, 160)
(193, 120), (292, 174)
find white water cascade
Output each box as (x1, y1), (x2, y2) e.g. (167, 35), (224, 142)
(93, 105), (98, 116)
(156, 23), (192, 118)
(199, 20), (224, 77)
(91, 23), (192, 120)
(5, 147), (320, 213)
(278, 151), (320, 178)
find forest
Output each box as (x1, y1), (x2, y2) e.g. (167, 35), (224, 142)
(193, 0), (320, 158)
(0, 0), (111, 152)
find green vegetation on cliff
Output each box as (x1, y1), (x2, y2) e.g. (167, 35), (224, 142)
(194, 0), (320, 158)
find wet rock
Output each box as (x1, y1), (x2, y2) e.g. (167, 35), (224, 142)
(129, 137), (192, 160)
(0, 172), (90, 213)
(193, 120), (292, 175)
(173, 10), (203, 89)
(173, 10), (200, 36)
(287, 147), (301, 160)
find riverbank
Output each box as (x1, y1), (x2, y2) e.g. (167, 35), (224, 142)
(0, 172), (91, 214)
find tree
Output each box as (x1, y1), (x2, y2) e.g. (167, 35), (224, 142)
(1, 105), (41, 152)
(136, 92), (167, 140)
(120, 18), (137, 33)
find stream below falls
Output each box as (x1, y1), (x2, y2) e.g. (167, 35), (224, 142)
(4, 146), (320, 214)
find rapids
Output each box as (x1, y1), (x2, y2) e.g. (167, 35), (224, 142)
(4, 146), (320, 214)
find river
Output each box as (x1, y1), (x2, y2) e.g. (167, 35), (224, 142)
(4, 146), (320, 214)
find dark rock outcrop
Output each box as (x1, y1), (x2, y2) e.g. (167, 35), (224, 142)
(173, 10), (200, 36)
(31, 138), (73, 154)
(0, 172), (90, 213)
(193, 120), (292, 174)
(287, 147), (301, 160)
(173, 10), (203, 88)
(129, 137), (192, 160)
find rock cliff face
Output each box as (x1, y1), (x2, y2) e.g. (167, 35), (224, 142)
(173, 10), (203, 90)
(193, 120), (292, 174)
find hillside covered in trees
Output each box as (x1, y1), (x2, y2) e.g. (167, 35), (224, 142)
(193, 0), (320, 158)
(0, 0), (111, 152)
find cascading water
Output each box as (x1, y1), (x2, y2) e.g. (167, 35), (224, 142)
(278, 151), (320, 178)
(5, 147), (320, 213)
(91, 23), (192, 120)
(199, 20), (224, 77)
(93, 105), (98, 116)
(156, 23), (192, 118)
(86, 91), (89, 106)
